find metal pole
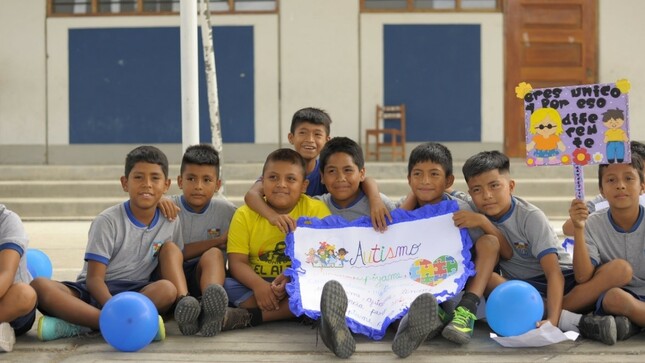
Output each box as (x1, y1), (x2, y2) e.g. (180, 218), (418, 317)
(181, 0), (199, 151)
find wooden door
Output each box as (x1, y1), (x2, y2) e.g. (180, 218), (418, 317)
(504, 0), (597, 157)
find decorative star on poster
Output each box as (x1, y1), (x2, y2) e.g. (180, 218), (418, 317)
(284, 200), (475, 340)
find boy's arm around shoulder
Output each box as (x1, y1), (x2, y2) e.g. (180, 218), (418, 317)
(361, 177), (392, 231)
(452, 209), (513, 260)
(568, 198), (595, 283)
(244, 180), (296, 233)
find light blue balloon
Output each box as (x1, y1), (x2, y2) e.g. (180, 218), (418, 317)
(26, 249), (53, 279)
(486, 280), (544, 336)
(99, 292), (158, 352)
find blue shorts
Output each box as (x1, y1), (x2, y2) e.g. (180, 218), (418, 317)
(595, 287), (645, 316)
(534, 149), (559, 158)
(184, 257), (202, 298)
(223, 277), (275, 307)
(510, 269), (577, 297)
(61, 280), (151, 309)
(10, 306), (36, 336)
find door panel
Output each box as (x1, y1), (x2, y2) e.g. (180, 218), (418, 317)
(504, 0), (597, 157)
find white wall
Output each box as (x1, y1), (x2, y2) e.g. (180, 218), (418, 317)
(1, 0), (643, 163)
(279, 0), (360, 140)
(599, 0), (645, 141)
(360, 12), (504, 144)
(0, 0), (46, 145)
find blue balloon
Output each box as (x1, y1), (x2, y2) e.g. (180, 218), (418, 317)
(26, 249), (53, 279)
(99, 292), (158, 352)
(486, 280), (544, 336)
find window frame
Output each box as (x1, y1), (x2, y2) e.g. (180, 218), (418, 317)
(359, 0), (502, 13)
(47, 0), (279, 17)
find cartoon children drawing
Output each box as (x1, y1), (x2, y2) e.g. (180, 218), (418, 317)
(602, 108), (628, 163)
(526, 107), (567, 165)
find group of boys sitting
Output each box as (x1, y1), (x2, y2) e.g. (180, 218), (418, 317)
(0, 107), (644, 359)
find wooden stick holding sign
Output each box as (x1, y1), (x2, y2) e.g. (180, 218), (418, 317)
(516, 80), (631, 201)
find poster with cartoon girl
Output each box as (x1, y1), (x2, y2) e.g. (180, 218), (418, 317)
(526, 107), (567, 165)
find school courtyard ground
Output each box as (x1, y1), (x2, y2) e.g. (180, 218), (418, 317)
(4, 220), (645, 362)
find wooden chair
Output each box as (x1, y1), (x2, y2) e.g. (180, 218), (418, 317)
(365, 104), (406, 161)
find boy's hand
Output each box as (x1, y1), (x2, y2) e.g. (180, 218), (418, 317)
(568, 199), (588, 229)
(269, 214), (297, 234)
(452, 210), (485, 229)
(254, 282), (280, 311)
(370, 199), (392, 232)
(158, 197), (180, 221)
(271, 274), (289, 301)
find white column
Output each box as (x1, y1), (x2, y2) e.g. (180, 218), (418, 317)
(181, 0), (199, 150)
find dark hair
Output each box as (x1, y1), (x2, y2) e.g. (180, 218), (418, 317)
(602, 108), (625, 122)
(290, 107), (332, 136)
(407, 142), (452, 178)
(319, 137), (364, 172)
(462, 150), (510, 183)
(124, 145), (169, 178)
(180, 144), (220, 176)
(598, 154), (645, 188)
(262, 148), (307, 178)
(631, 140), (645, 160)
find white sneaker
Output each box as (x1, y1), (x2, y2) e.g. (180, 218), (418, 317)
(0, 322), (15, 352)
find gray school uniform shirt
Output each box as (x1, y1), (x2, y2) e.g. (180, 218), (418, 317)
(170, 195), (236, 245)
(488, 196), (571, 279)
(585, 206), (645, 296)
(0, 205), (31, 284)
(315, 192), (395, 222)
(77, 201), (183, 283)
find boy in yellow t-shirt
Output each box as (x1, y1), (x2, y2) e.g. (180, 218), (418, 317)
(225, 149), (331, 328)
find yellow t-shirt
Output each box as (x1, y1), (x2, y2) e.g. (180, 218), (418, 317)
(227, 195), (331, 278)
(605, 128), (627, 142)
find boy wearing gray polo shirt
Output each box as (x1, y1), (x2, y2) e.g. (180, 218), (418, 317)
(569, 154), (645, 341)
(0, 205), (37, 352)
(31, 146), (198, 341)
(169, 144), (251, 336)
(462, 150), (617, 345)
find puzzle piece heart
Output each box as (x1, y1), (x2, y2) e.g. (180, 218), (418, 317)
(409, 255), (458, 286)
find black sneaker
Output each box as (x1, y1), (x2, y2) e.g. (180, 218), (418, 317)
(198, 284), (228, 337)
(426, 305), (450, 341)
(578, 314), (617, 345)
(319, 280), (355, 359)
(391, 293), (439, 358)
(174, 295), (201, 336)
(615, 315), (641, 341)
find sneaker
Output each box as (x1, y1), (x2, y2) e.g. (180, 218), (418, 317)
(199, 284), (228, 337)
(174, 295), (201, 336)
(0, 322), (15, 352)
(37, 315), (91, 341)
(441, 306), (477, 345)
(319, 280), (355, 359)
(426, 305), (450, 341)
(578, 314), (617, 345)
(153, 315), (165, 342)
(615, 315), (641, 341)
(392, 293), (439, 358)
(221, 307), (252, 331)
